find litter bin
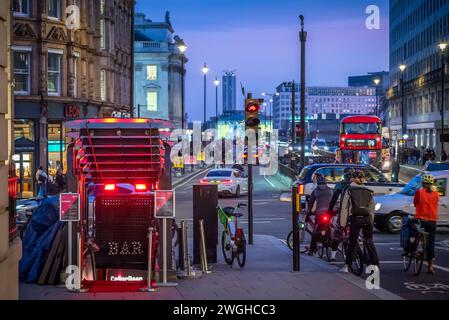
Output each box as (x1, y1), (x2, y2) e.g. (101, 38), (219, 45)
(193, 184), (218, 264)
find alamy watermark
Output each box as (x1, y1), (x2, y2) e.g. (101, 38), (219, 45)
(170, 122), (280, 176)
(365, 5), (380, 30)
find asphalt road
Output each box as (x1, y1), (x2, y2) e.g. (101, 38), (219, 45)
(173, 165), (449, 300)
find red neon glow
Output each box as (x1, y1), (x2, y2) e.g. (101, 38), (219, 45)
(104, 184), (116, 191)
(135, 183), (147, 191)
(321, 214), (330, 223)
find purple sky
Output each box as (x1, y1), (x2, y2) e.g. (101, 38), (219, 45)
(136, 0), (389, 122)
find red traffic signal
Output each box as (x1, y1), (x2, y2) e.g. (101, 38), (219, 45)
(246, 102), (260, 113)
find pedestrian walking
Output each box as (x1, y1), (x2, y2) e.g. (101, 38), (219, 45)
(442, 149), (448, 162)
(55, 168), (66, 193)
(36, 166), (48, 197)
(391, 157), (400, 182)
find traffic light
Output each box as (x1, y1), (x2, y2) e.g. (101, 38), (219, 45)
(245, 98), (263, 131)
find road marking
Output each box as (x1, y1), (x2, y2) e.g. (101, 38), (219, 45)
(173, 167), (211, 190)
(401, 165), (423, 172)
(263, 174), (276, 188)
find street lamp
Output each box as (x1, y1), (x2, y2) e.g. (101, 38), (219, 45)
(439, 41), (447, 159)
(201, 63), (209, 129)
(373, 78), (380, 117)
(399, 64), (406, 163)
(177, 39), (187, 129)
(214, 77), (220, 130)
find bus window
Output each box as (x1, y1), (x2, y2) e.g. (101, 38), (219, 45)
(342, 123), (380, 135)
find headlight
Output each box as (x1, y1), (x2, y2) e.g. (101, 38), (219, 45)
(324, 146), (329, 150)
(375, 203), (381, 211)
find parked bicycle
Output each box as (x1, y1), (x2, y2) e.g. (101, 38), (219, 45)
(401, 213), (429, 276)
(217, 203), (247, 268)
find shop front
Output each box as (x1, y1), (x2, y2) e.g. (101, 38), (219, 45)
(14, 101), (101, 198)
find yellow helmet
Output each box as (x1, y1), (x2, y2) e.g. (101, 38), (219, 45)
(422, 173), (435, 185)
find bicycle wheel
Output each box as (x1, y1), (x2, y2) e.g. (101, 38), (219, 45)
(325, 246), (332, 261)
(349, 246), (364, 276)
(413, 252), (424, 276)
(287, 231), (293, 251)
(221, 231), (233, 265)
(318, 244), (325, 258)
(236, 239), (246, 268)
(403, 252), (413, 271)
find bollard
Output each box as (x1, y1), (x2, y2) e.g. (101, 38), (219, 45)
(292, 185), (301, 272)
(69, 232), (88, 292)
(141, 226), (157, 292)
(156, 218), (178, 287)
(199, 219), (212, 274)
(177, 220), (199, 279)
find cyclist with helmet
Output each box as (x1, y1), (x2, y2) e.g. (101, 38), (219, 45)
(327, 168), (353, 264)
(339, 170), (379, 272)
(306, 173), (333, 256)
(413, 173), (439, 273)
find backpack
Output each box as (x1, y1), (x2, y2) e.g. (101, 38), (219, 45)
(348, 186), (373, 217)
(400, 216), (421, 252)
(38, 173), (46, 183)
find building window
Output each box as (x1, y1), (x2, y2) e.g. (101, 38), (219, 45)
(73, 54), (79, 98)
(100, 0), (105, 14)
(146, 92), (158, 111)
(47, 0), (61, 19)
(47, 51), (62, 96)
(100, 70), (106, 101)
(13, 0), (29, 15)
(100, 19), (106, 49)
(13, 50), (31, 95)
(146, 65), (157, 80)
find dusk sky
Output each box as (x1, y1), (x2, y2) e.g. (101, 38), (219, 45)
(136, 0), (390, 122)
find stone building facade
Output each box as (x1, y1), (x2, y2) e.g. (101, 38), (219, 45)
(12, 0), (133, 197)
(1, 0), (21, 300)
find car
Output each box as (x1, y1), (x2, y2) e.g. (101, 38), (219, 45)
(200, 168), (248, 197)
(311, 138), (327, 151)
(374, 171), (449, 233)
(295, 163), (405, 199)
(423, 161), (449, 171)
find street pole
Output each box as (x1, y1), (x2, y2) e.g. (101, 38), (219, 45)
(130, 0), (135, 118)
(441, 49), (446, 159)
(292, 185), (300, 271)
(375, 86), (379, 117)
(401, 74), (405, 164)
(247, 92), (254, 245)
(181, 56), (185, 129)
(137, 104), (140, 118)
(215, 80), (218, 129)
(289, 82), (296, 170)
(299, 15), (307, 170)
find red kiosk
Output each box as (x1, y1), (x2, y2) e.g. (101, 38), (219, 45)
(64, 118), (172, 291)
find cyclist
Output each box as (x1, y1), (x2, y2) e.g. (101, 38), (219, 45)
(306, 173), (333, 256)
(327, 168), (352, 264)
(413, 173), (438, 273)
(339, 171), (379, 273)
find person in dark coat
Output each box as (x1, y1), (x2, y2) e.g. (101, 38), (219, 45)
(391, 157), (400, 182)
(55, 168), (66, 193)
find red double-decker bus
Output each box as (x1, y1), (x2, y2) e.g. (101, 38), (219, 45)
(339, 115), (390, 170)
(339, 115), (382, 150)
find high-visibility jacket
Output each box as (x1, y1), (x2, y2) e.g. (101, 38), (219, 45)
(413, 188), (439, 222)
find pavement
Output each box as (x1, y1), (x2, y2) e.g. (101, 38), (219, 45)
(19, 234), (401, 300)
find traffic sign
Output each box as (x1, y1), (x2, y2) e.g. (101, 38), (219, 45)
(154, 190), (175, 218)
(59, 193), (80, 222)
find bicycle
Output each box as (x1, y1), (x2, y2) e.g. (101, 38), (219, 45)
(342, 224), (377, 276)
(287, 210), (311, 254)
(401, 214), (429, 276)
(217, 203), (247, 268)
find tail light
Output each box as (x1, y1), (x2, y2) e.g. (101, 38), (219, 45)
(135, 183), (147, 191)
(104, 184), (116, 191)
(222, 179), (233, 184)
(200, 179), (208, 184)
(320, 214), (330, 223)
(155, 181), (159, 190)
